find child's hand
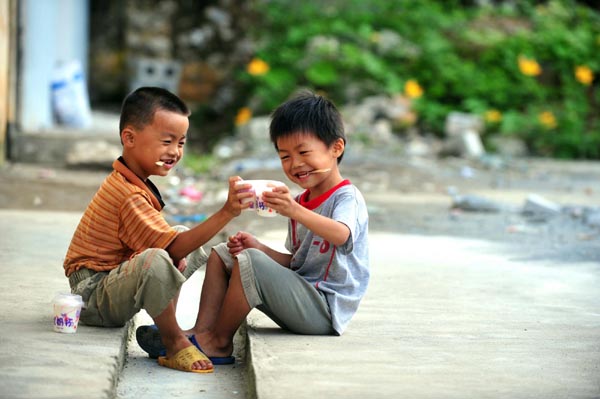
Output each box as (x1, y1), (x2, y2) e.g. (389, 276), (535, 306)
(227, 231), (259, 256)
(224, 177), (253, 216)
(262, 184), (297, 218)
(176, 258), (187, 273)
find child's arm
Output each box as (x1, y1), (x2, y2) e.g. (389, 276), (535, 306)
(166, 176), (253, 264)
(263, 186), (350, 246)
(228, 231), (293, 267)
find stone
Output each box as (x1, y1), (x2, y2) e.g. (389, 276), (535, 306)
(489, 136), (529, 158)
(522, 194), (561, 220)
(583, 209), (600, 228)
(445, 112), (484, 136)
(451, 194), (502, 213)
(461, 130), (485, 158)
(442, 130), (486, 159)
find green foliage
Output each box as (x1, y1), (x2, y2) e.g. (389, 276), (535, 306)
(182, 151), (217, 175)
(237, 0), (600, 159)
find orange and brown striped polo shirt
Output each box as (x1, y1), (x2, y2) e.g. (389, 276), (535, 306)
(63, 159), (178, 277)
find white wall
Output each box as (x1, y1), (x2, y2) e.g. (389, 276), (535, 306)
(19, 0), (89, 131)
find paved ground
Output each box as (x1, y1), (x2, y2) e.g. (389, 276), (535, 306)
(1, 211), (598, 398)
(1, 156), (599, 398)
(116, 275), (248, 399)
(0, 210), (127, 399)
(247, 232), (600, 398)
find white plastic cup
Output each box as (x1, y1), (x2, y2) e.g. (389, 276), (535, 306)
(235, 179), (285, 217)
(235, 180), (257, 210)
(52, 293), (84, 333)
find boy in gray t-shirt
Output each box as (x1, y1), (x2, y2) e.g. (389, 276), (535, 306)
(285, 181), (369, 334)
(137, 90), (369, 362)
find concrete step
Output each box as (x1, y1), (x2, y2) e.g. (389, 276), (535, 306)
(9, 111), (120, 168)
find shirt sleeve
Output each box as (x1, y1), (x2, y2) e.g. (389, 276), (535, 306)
(331, 190), (360, 254)
(118, 192), (178, 253)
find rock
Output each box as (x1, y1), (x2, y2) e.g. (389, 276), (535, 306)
(522, 194), (561, 221)
(488, 136), (528, 158)
(583, 209), (600, 228)
(445, 112), (484, 136)
(372, 120), (394, 141)
(442, 130), (486, 159)
(450, 193), (502, 213)
(404, 136), (432, 158)
(235, 116), (272, 154)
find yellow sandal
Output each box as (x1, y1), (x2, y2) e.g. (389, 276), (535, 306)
(157, 345), (214, 373)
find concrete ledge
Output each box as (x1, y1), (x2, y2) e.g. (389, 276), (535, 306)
(0, 210), (131, 399)
(9, 131), (121, 168)
(244, 233), (600, 399)
(0, 321), (132, 399)
(8, 111), (120, 167)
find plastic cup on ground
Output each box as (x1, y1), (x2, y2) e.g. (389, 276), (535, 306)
(235, 179), (285, 217)
(52, 293), (84, 333)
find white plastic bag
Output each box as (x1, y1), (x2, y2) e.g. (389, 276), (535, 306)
(51, 60), (92, 128)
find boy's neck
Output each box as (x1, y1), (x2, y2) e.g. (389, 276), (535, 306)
(114, 157), (165, 210)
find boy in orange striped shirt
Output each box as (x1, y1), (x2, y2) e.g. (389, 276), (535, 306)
(63, 87), (252, 373)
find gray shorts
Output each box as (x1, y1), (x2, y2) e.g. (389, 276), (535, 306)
(213, 243), (335, 335)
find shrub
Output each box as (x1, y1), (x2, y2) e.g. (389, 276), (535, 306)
(234, 0), (599, 159)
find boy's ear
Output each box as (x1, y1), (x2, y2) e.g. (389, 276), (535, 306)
(121, 127), (136, 147)
(331, 138), (345, 158)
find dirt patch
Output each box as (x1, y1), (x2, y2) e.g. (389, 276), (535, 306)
(2, 157), (599, 263)
(0, 164), (104, 211)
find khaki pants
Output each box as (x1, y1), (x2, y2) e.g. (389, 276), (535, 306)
(70, 227), (207, 327)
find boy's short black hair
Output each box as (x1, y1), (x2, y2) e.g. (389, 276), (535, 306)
(270, 90), (346, 163)
(119, 86), (190, 133)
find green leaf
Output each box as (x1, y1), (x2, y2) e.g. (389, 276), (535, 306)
(305, 62), (339, 86)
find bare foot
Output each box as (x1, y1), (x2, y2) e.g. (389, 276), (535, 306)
(191, 330), (234, 359)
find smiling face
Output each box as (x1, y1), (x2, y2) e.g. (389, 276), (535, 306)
(121, 109), (189, 180)
(277, 131), (345, 198)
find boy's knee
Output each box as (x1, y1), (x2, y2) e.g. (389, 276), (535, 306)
(133, 248), (181, 284)
(208, 248), (220, 262)
(208, 248), (228, 272)
(137, 248), (173, 269)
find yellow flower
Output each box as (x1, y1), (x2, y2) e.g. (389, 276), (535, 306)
(404, 79), (423, 99)
(235, 107), (252, 126)
(246, 58), (270, 76)
(575, 65), (594, 86)
(518, 55), (542, 76)
(484, 109), (502, 123)
(538, 111), (557, 129)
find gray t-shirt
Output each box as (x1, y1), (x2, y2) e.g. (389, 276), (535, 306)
(285, 180), (369, 334)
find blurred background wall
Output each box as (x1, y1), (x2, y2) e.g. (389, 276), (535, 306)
(3, 0), (600, 166)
